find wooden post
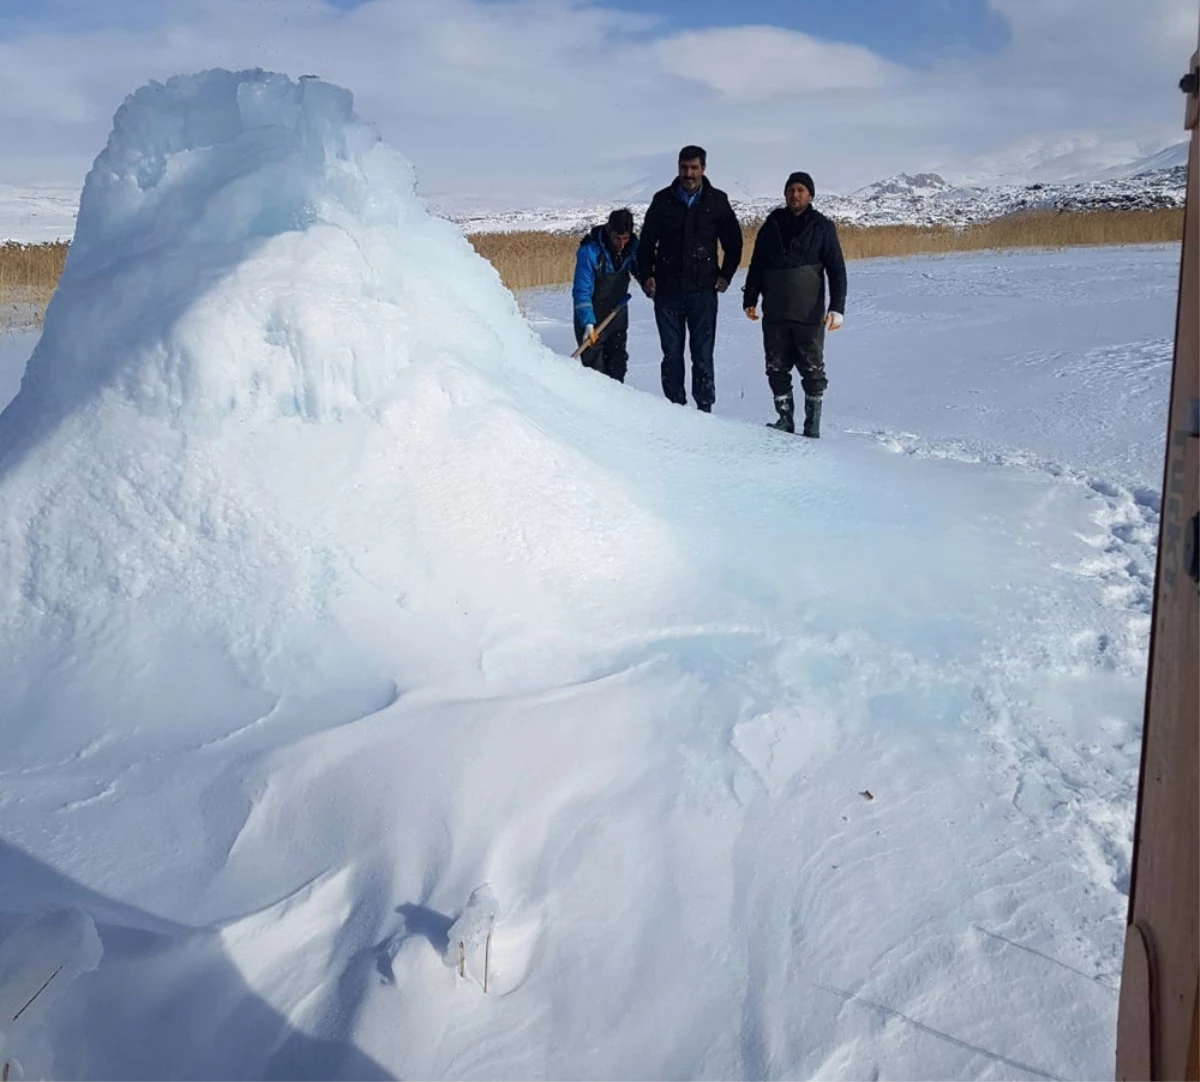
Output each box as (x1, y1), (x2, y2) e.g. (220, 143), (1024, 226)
(1114, 31), (1200, 1082)
(570, 304), (625, 359)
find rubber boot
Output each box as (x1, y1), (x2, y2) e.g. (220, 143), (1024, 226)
(767, 394), (794, 433)
(803, 395), (822, 438)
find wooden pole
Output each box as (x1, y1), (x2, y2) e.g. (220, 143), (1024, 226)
(1114, 30), (1200, 1082)
(570, 304), (625, 359)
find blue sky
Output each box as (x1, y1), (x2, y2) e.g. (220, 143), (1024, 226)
(515, 0), (1011, 64)
(0, 0), (1012, 65)
(329, 0), (1010, 64)
(0, 0), (1190, 207)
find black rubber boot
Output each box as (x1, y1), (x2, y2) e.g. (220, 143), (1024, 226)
(697, 402), (712, 413)
(803, 395), (822, 438)
(767, 394), (794, 433)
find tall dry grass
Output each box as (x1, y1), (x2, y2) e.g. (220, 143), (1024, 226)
(469, 232), (580, 294)
(0, 209), (1184, 327)
(471, 208), (1184, 292)
(836, 208), (1184, 259)
(0, 240), (69, 325)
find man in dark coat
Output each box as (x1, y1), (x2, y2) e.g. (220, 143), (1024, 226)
(742, 171), (847, 437)
(572, 207), (639, 382)
(636, 145), (742, 412)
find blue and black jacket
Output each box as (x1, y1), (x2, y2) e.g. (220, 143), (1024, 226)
(572, 225), (640, 330)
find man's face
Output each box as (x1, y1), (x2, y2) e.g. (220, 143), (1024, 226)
(785, 182), (812, 213)
(607, 229), (631, 254)
(678, 157), (705, 191)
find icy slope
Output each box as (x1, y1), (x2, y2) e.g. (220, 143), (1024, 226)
(0, 70), (1148, 1080)
(0, 69), (688, 762)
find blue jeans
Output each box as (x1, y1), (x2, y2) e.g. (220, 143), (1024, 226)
(654, 290), (718, 408)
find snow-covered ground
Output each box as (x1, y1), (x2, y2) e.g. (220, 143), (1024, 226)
(0, 69), (1177, 1081)
(524, 243), (1177, 492)
(0, 185), (79, 245)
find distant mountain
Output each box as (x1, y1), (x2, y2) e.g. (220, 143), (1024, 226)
(945, 136), (1156, 187)
(1096, 141), (1189, 180)
(446, 161), (1186, 236)
(1, 152), (1187, 245)
(826, 172), (979, 226)
(852, 172), (953, 199)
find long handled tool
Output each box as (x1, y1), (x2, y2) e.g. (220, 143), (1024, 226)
(570, 298), (629, 359)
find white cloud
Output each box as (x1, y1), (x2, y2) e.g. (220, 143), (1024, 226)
(0, 0), (1193, 208)
(989, 0), (1195, 67)
(655, 26), (905, 98)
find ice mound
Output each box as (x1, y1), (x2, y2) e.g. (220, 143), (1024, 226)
(0, 69), (682, 760)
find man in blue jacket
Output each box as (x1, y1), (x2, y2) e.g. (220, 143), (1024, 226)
(742, 171), (846, 438)
(573, 208), (639, 382)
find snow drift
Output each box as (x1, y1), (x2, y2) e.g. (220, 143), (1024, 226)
(0, 70), (1143, 1080)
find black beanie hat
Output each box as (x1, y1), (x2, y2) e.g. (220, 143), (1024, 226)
(785, 171), (815, 198)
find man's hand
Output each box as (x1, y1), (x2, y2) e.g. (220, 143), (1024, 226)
(583, 323), (597, 347)
(825, 311), (843, 331)
(715, 277), (729, 294)
(642, 277), (656, 299)
(744, 306), (758, 322)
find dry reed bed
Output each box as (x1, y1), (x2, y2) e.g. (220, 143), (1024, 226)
(473, 209), (1184, 291)
(0, 241), (68, 323)
(0, 209), (1184, 323)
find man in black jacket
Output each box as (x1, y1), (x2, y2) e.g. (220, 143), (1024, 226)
(742, 171), (846, 437)
(637, 145), (743, 413)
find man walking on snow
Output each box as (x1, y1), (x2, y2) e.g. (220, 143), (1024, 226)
(742, 171), (846, 437)
(573, 208), (640, 383)
(637, 145), (742, 412)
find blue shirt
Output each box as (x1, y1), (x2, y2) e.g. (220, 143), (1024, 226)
(675, 181), (702, 208)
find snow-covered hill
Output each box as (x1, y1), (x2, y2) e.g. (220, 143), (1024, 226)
(447, 163), (1186, 234)
(818, 165), (1186, 227)
(1097, 140), (1190, 179)
(0, 148), (1187, 244)
(0, 185), (79, 245)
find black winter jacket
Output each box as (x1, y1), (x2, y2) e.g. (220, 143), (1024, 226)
(742, 206), (847, 326)
(636, 178), (743, 298)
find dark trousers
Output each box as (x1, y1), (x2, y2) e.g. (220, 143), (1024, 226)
(654, 290), (718, 408)
(574, 316), (628, 383)
(764, 321), (827, 398)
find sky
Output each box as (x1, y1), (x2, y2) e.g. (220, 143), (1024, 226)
(0, 0), (1195, 209)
